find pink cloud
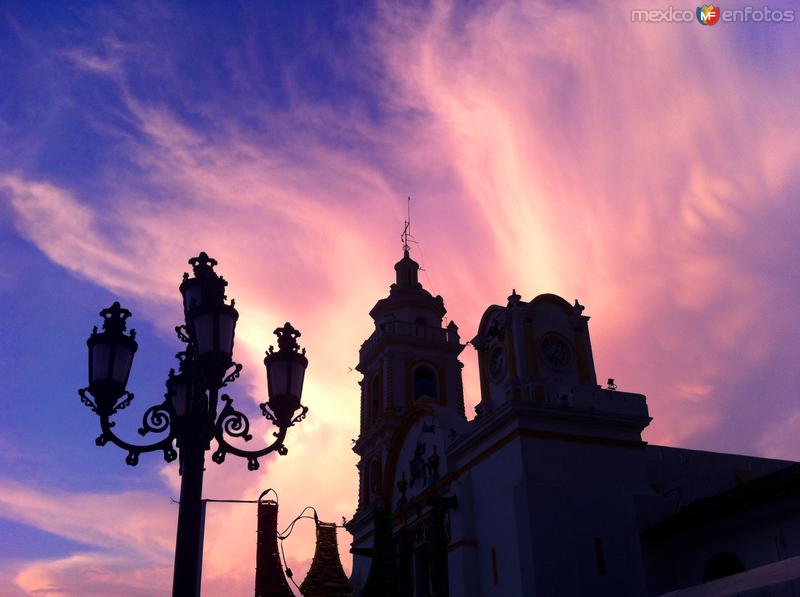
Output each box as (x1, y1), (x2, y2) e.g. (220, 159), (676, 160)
(2, 0), (799, 593)
(12, 553), (171, 597)
(0, 479), (173, 595)
(370, 0), (799, 450)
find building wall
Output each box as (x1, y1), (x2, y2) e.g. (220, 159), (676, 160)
(448, 431), (655, 597)
(452, 439), (528, 596)
(643, 493), (800, 594)
(645, 445), (792, 508)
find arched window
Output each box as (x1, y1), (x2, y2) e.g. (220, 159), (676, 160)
(704, 552), (745, 582)
(413, 366), (437, 401)
(370, 373), (382, 420)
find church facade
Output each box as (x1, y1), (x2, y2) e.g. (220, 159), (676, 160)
(345, 249), (800, 596)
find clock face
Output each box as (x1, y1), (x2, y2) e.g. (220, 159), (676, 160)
(540, 335), (571, 370)
(489, 346), (506, 382)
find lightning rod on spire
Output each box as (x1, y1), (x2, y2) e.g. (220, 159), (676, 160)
(401, 196), (411, 254)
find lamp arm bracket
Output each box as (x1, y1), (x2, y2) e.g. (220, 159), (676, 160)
(96, 410), (178, 467)
(211, 394), (290, 471)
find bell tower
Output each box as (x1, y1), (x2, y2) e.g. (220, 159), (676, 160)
(351, 247), (466, 514)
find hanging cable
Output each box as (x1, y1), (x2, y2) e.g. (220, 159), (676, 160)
(280, 537), (302, 592)
(409, 234), (449, 327)
(192, 492), (351, 593)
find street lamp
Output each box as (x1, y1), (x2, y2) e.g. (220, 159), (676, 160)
(78, 252), (309, 597)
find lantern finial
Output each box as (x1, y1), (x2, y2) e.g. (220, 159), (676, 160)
(272, 322), (303, 354)
(99, 302), (133, 336)
(188, 252), (218, 277)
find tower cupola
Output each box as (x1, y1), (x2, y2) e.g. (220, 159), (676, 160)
(368, 250), (446, 325)
(394, 249), (420, 288)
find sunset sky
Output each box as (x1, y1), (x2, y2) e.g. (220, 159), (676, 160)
(1, 1), (799, 595)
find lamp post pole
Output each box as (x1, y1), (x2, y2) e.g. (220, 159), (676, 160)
(173, 421), (207, 595)
(78, 252), (309, 597)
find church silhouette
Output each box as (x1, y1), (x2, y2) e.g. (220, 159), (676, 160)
(341, 246), (800, 596)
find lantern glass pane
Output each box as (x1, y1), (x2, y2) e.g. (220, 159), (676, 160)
(217, 313), (235, 355)
(183, 285), (203, 312)
(91, 341), (112, 383)
(289, 361), (305, 398)
(194, 314), (215, 354)
(268, 359), (288, 397)
(111, 345), (133, 384)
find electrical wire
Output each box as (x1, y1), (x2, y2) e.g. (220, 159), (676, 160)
(408, 236), (436, 297)
(177, 492), (351, 592)
(409, 235), (452, 328)
(279, 509), (317, 539)
(280, 538), (302, 592)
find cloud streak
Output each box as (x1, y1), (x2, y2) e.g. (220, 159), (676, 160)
(1, 1), (798, 594)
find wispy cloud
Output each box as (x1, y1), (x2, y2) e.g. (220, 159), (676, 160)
(0, 479), (172, 595)
(1, 0), (798, 594)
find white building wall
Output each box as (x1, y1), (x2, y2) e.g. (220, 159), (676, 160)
(454, 433), (653, 596)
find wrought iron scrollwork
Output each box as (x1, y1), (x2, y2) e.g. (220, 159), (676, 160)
(114, 391), (135, 413)
(175, 324), (190, 343)
(138, 402), (174, 436)
(259, 401), (278, 425)
(291, 405), (309, 426)
(79, 387), (97, 412)
(211, 447), (227, 464)
(94, 413), (177, 467)
(212, 394), (290, 470)
(259, 402), (309, 428)
(217, 394), (252, 441)
(163, 445), (178, 462)
(78, 387), (134, 415)
(221, 362), (243, 388)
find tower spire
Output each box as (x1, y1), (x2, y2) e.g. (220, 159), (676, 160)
(401, 196), (411, 256)
(395, 196), (421, 289)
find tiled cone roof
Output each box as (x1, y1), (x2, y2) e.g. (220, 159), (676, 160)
(299, 521), (353, 597)
(254, 500), (294, 597)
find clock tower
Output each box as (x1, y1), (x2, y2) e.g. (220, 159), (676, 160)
(471, 291), (600, 417)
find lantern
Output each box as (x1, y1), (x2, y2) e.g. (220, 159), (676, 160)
(264, 323), (308, 427)
(86, 302), (137, 405)
(166, 367), (191, 418)
(178, 252), (227, 314)
(185, 302), (238, 369)
(180, 252), (239, 383)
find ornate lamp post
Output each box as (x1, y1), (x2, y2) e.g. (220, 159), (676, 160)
(78, 252), (309, 597)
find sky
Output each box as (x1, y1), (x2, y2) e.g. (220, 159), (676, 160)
(0, 0), (799, 595)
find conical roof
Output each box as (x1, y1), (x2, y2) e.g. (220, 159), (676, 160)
(254, 499), (294, 597)
(299, 521), (352, 596)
